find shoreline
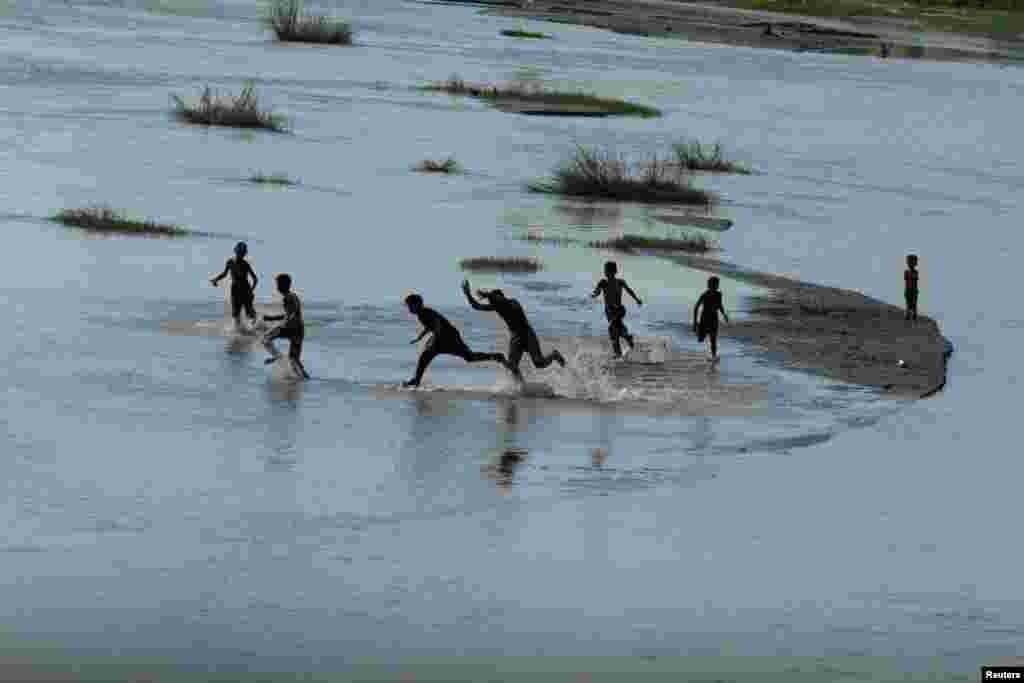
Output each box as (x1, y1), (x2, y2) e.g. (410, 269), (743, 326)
(655, 250), (953, 398)
(453, 0), (1024, 64)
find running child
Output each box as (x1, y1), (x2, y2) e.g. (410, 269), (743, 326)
(592, 260), (643, 358)
(904, 253), (919, 321)
(210, 241), (259, 331)
(462, 279), (566, 382)
(262, 273), (310, 379)
(403, 293), (507, 388)
(693, 276), (729, 361)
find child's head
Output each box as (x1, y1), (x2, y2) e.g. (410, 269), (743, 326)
(234, 241), (248, 258)
(404, 293), (423, 314)
(907, 253), (918, 268)
(604, 261), (618, 277)
(275, 273), (292, 293)
(707, 276), (720, 291)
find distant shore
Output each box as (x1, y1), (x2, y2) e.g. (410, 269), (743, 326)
(455, 0), (1024, 63)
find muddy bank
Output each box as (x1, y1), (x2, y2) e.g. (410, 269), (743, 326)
(659, 251), (952, 398)
(457, 0), (1024, 63)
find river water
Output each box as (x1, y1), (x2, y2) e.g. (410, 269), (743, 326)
(0, 0), (1021, 679)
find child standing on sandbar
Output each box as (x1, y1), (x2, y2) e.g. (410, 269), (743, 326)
(693, 276), (729, 361)
(904, 253), (919, 321)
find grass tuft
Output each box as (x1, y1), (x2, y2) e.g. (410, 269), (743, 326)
(459, 256), (544, 273)
(172, 83), (286, 132)
(673, 141), (751, 174)
(420, 75), (660, 118)
(529, 146), (716, 205)
(249, 172), (297, 186)
(500, 29), (551, 39)
(589, 234), (717, 254)
(52, 207), (190, 237)
(268, 0), (352, 44)
(414, 157), (462, 174)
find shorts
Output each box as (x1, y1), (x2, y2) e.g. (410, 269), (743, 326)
(605, 305), (626, 324)
(230, 284), (256, 319)
(697, 318), (718, 343)
(265, 324), (304, 358)
(508, 329), (543, 367)
(428, 331), (472, 358)
(905, 289), (919, 308)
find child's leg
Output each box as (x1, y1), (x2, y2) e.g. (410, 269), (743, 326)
(709, 330), (718, 359)
(407, 344), (440, 386)
(288, 337), (310, 378)
(263, 327), (283, 360)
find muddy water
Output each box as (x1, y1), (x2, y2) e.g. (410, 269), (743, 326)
(0, 0), (1021, 678)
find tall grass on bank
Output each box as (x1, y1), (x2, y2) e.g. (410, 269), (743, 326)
(249, 172), (297, 186)
(420, 76), (661, 118)
(414, 158), (462, 174)
(268, 0), (353, 44)
(172, 84), (286, 132)
(673, 141), (751, 174)
(53, 207), (190, 237)
(529, 146), (716, 205)
(459, 257), (543, 273)
(500, 29), (551, 39)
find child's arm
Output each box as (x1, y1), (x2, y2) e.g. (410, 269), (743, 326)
(623, 281), (643, 306)
(693, 294), (704, 330)
(591, 280), (604, 299)
(247, 262), (258, 292)
(264, 296), (295, 323)
(718, 297), (729, 323)
(411, 327), (429, 344)
(462, 279), (495, 311)
(210, 259), (230, 286)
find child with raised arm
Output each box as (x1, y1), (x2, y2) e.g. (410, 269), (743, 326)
(262, 273), (310, 379)
(210, 241), (258, 331)
(592, 260), (643, 359)
(904, 253), (919, 321)
(693, 276), (729, 361)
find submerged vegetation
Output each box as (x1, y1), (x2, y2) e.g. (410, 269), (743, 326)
(172, 84), (286, 132)
(249, 172), (297, 186)
(268, 0), (353, 45)
(673, 141), (752, 174)
(529, 146), (716, 205)
(420, 76), (661, 118)
(414, 158), (462, 174)
(53, 207), (190, 237)
(589, 234), (716, 254)
(459, 257), (544, 273)
(500, 29), (551, 39)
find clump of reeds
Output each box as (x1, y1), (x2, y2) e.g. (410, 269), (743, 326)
(589, 233), (716, 254)
(529, 146), (717, 205)
(249, 172), (297, 186)
(459, 256), (543, 273)
(268, 0), (353, 44)
(52, 207), (190, 237)
(500, 29), (551, 39)
(414, 158), (462, 174)
(420, 75), (661, 118)
(673, 141), (752, 174)
(172, 84), (286, 132)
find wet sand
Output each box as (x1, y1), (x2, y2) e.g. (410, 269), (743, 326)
(661, 251), (952, 398)
(467, 0), (1024, 63)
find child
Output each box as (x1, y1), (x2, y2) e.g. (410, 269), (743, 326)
(693, 276), (729, 361)
(210, 242), (259, 331)
(262, 273), (310, 379)
(463, 280), (566, 382)
(403, 292), (506, 388)
(592, 261), (643, 359)
(904, 254), (919, 321)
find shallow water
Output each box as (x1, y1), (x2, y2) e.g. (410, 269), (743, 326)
(1, 0), (1022, 678)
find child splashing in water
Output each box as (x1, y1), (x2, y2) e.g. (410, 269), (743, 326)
(693, 276), (729, 362)
(210, 241), (259, 332)
(592, 260), (643, 359)
(262, 273), (310, 379)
